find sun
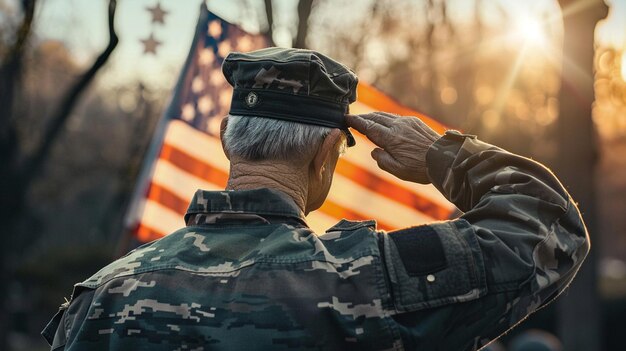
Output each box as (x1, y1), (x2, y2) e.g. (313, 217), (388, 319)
(513, 16), (547, 47)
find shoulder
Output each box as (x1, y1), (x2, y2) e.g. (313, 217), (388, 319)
(78, 228), (190, 288)
(316, 219), (382, 257)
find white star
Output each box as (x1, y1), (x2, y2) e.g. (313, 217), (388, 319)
(208, 21), (222, 38)
(191, 76), (205, 93)
(199, 48), (215, 66)
(197, 95), (214, 115)
(140, 33), (162, 55)
(146, 3), (168, 25)
(181, 103), (195, 121)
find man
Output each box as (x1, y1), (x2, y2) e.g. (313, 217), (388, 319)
(42, 47), (589, 350)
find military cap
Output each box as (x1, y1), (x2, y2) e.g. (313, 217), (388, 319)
(222, 47), (358, 147)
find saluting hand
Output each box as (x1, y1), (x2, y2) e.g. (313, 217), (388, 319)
(346, 112), (441, 184)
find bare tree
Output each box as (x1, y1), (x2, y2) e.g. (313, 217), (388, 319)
(0, 1), (37, 346)
(0, 1), (119, 347)
(21, 0), (119, 187)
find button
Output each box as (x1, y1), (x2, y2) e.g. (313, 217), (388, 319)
(426, 274), (436, 283)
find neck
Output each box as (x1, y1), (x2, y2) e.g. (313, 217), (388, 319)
(226, 159), (309, 214)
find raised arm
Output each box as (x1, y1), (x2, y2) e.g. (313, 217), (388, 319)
(347, 112), (589, 350)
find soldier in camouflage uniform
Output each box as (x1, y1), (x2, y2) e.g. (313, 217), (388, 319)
(42, 47), (589, 350)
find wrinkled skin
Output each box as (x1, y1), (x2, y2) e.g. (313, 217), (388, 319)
(347, 112), (441, 184)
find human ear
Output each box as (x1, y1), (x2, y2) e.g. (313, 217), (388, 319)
(220, 116), (230, 160)
(312, 129), (342, 180)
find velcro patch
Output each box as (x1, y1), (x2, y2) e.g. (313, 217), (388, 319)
(389, 225), (447, 276)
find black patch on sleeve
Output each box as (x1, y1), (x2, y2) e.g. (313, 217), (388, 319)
(389, 225), (447, 276)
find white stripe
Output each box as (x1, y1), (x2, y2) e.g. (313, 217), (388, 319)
(328, 173), (434, 227)
(164, 120), (230, 171)
(148, 158), (361, 232)
(166, 119), (452, 211)
(147, 158), (428, 231)
(345, 133), (453, 209)
(144, 153), (432, 232)
(139, 199), (186, 236)
(151, 149), (434, 227)
(154, 120), (447, 231)
(144, 162), (343, 234)
(151, 159), (223, 203)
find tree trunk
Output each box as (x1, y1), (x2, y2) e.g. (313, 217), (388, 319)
(20, 0), (119, 186)
(554, 1), (607, 350)
(293, 0), (314, 48)
(0, 0), (118, 347)
(0, 1), (37, 348)
(263, 0), (276, 46)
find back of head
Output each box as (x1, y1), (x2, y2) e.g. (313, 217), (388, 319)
(221, 47), (359, 163)
(223, 115), (339, 162)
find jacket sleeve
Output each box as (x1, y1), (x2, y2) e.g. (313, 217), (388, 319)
(379, 131), (590, 351)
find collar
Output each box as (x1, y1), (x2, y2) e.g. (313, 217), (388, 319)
(184, 188), (306, 225)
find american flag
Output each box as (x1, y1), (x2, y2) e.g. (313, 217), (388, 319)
(126, 4), (455, 243)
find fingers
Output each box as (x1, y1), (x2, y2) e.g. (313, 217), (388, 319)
(371, 148), (404, 175)
(358, 112), (397, 127)
(345, 114), (390, 146)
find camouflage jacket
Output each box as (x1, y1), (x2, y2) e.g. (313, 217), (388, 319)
(42, 131), (589, 350)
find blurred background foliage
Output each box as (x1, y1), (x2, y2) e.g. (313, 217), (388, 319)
(0, 0), (625, 350)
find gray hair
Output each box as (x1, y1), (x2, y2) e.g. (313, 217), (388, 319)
(223, 115), (346, 161)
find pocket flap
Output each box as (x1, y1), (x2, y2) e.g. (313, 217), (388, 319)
(383, 220), (487, 312)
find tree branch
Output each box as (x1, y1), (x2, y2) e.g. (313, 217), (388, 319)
(0, 0), (36, 131)
(293, 0), (314, 48)
(22, 0), (119, 181)
(263, 0), (276, 46)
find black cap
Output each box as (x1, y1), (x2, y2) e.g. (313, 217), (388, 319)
(222, 47), (358, 147)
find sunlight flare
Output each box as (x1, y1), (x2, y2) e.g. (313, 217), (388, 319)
(491, 43), (531, 125)
(513, 16), (548, 47)
(621, 52), (626, 82)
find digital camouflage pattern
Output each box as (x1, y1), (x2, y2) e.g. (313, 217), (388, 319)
(42, 132), (589, 350)
(224, 48), (357, 146)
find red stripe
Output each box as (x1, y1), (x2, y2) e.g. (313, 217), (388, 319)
(335, 158), (452, 220)
(136, 223), (166, 243)
(146, 182), (188, 215)
(160, 144), (400, 228)
(148, 176), (397, 234)
(161, 139), (450, 220)
(160, 143), (229, 187)
(139, 144), (400, 236)
(357, 83), (448, 134)
(144, 179), (396, 236)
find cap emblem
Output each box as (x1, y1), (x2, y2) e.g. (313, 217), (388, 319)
(245, 92), (259, 108)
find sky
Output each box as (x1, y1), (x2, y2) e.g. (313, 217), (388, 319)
(29, 0), (626, 90)
(33, 0), (285, 89)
